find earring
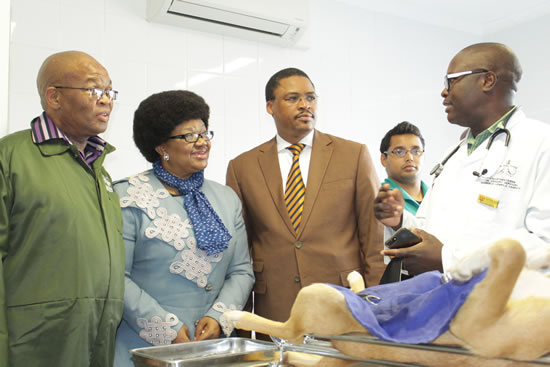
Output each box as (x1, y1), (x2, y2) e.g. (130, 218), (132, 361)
(163, 152), (170, 161)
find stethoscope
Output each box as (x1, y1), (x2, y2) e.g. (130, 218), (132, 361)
(430, 106), (517, 181)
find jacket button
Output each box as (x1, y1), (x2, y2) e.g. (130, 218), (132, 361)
(295, 241), (303, 249)
(194, 320), (200, 327)
(294, 276), (300, 283)
(205, 283), (213, 291)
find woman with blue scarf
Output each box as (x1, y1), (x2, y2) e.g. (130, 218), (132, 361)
(113, 90), (254, 366)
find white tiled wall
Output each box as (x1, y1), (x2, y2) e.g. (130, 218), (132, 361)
(485, 15), (550, 121)
(1, 1), (9, 135)
(7, 0), (549, 183)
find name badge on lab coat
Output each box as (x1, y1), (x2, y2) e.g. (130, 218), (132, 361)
(478, 194), (499, 208)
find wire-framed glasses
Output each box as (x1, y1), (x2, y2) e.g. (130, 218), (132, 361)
(54, 86), (118, 101)
(282, 94), (318, 104)
(385, 148), (424, 157)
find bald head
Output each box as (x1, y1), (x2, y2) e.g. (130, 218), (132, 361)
(455, 42), (522, 92)
(36, 51), (107, 109)
(443, 43), (522, 133)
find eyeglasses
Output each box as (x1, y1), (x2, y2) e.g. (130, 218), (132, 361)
(168, 131), (214, 143)
(281, 94), (318, 105)
(54, 86), (118, 101)
(384, 148), (424, 157)
(443, 69), (489, 91)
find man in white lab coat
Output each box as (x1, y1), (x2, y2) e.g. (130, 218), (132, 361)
(375, 42), (550, 275)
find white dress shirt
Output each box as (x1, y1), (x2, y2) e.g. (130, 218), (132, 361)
(276, 130), (314, 189)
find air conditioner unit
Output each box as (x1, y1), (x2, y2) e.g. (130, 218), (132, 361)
(146, 0), (309, 47)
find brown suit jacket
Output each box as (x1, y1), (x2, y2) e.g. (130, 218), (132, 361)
(226, 130), (385, 322)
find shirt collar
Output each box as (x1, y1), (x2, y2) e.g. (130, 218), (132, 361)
(31, 111), (71, 144)
(30, 112), (107, 163)
(466, 106), (517, 154)
(276, 130), (315, 153)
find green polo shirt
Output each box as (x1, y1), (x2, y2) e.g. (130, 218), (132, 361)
(382, 177), (428, 215)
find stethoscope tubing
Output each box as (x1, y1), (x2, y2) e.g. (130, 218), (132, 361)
(430, 107), (517, 181)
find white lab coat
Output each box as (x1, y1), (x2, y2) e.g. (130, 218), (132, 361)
(403, 109), (550, 271)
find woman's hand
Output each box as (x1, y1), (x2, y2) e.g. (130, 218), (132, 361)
(172, 324), (191, 344)
(194, 316), (221, 341)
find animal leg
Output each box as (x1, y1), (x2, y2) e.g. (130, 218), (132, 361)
(347, 271), (365, 293)
(224, 283), (366, 344)
(446, 244), (492, 282)
(223, 310), (291, 338)
(449, 239), (526, 357)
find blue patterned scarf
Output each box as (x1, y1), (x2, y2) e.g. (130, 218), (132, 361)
(153, 160), (231, 255)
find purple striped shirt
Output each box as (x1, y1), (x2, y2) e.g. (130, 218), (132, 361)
(31, 112), (106, 165)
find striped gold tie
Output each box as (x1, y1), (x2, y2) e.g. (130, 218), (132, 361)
(285, 144), (306, 233)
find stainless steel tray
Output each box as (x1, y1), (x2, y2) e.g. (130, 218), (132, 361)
(130, 337), (279, 366)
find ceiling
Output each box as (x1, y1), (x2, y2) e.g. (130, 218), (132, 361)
(334, 0), (550, 34)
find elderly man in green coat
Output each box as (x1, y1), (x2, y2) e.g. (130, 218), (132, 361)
(0, 51), (125, 367)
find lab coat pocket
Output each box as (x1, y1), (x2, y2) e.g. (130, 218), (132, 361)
(477, 182), (507, 212)
(469, 183), (507, 236)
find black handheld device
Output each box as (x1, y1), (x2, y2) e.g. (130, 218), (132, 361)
(384, 228), (422, 249)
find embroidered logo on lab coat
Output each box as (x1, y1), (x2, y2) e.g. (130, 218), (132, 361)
(494, 161), (518, 177)
(480, 161), (520, 190)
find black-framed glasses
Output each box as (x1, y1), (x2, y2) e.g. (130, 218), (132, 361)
(168, 131), (214, 143)
(443, 69), (489, 91)
(54, 86), (118, 101)
(384, 148), (424, 158)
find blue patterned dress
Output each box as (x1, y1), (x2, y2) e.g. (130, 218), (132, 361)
(113, 170), (254, 367)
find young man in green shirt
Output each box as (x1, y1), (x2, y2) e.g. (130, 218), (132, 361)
(380, 121), (428, 215)
(378, 121), (427, 283)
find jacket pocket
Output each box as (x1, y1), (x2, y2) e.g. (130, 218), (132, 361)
(320, 179), (353, 192)
(7, 299), (96, 365)
(253, 261), (266, 294)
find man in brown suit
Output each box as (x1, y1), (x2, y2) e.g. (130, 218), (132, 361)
(226, 68), (384, 328)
